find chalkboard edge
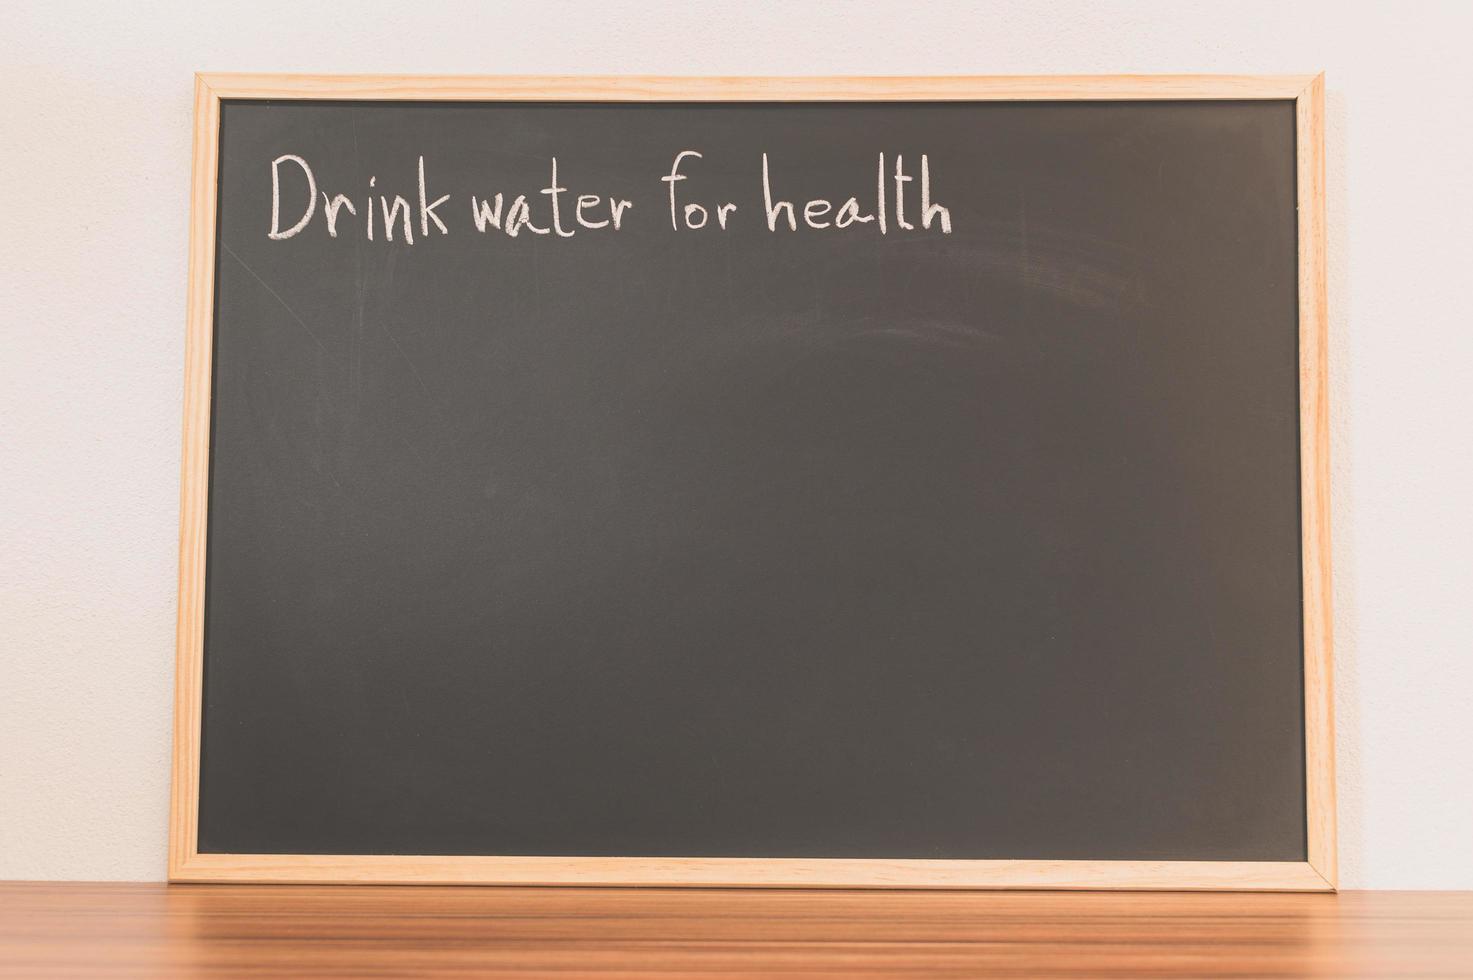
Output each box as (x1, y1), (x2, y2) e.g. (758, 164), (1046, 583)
(1295, 73), (1337, 890)
(169, 73), (219, 887)
(168, 853), (1333, 891)
(168, 73), (1336, 892)
(194, 72), (1316, 102)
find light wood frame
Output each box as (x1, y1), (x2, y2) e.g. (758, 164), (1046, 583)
(170, 74), (1333, 890)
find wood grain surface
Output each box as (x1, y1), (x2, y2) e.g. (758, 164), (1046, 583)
(2, 883), (1468, 978)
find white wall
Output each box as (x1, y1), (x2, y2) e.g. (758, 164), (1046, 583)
(2, 0), (1470, 888)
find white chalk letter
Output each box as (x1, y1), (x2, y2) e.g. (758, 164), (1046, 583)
(380, 195), (414, 244)
(876, 153), (887, 235)
(803, 199), (833, 229)
(762, 153), (796, 232)
(471, 193), (505, 232)
(834, 197), (874, 229)
(662, 150), (702, 230)
(894, 155), (914, 230)
(575, 194), (608, 230)
(609, 199), (633, 230)
(506, 195), (548, 237)
(269, 154), (317, 240)
(322, 193), (357, 238)
(541, 157), (574, 237)
(920, 154), (953, 233)
(418, 157), (449, 237)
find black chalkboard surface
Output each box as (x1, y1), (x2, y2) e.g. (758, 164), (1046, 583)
(175, 76), (1333, 889)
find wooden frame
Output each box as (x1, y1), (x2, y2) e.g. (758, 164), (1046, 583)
(170, 74), (1333, 890)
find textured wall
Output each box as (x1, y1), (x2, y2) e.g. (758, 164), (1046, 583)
(2, 0), (1470, 887)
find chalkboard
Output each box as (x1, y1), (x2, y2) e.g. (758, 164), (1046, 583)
(172, 75), (1334, 890)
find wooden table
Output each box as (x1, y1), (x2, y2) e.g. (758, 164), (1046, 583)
(2, 883), (1469, 977)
